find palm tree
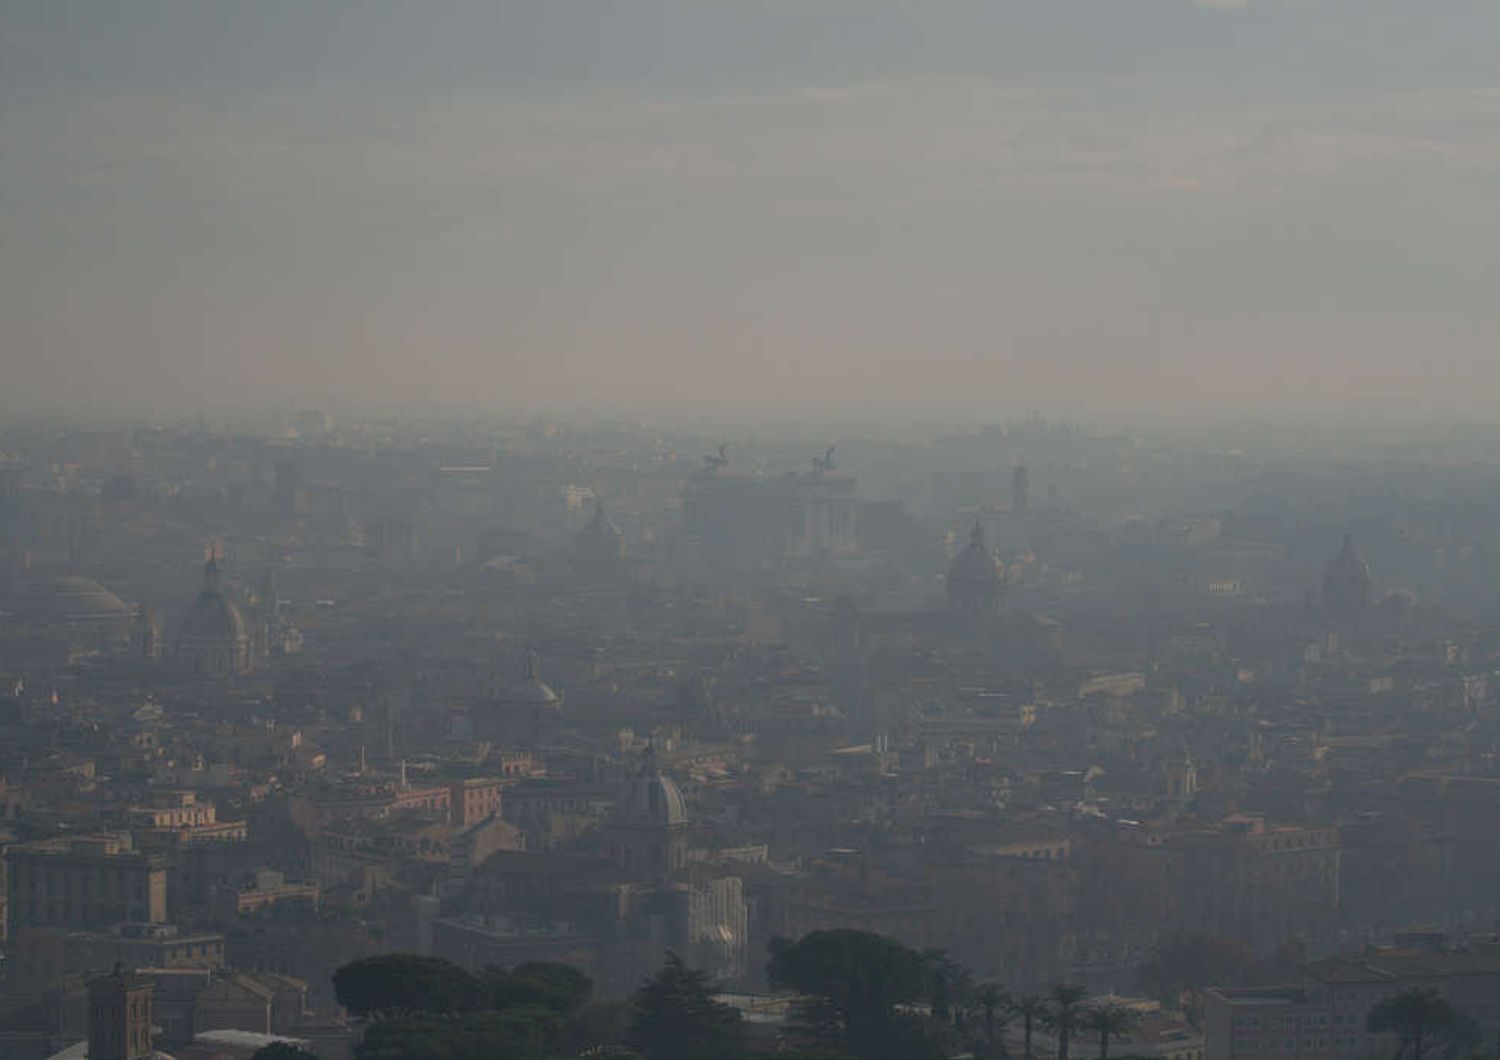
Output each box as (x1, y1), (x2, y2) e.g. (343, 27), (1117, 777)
(972, 983), (1010, 1058)
(1085, 1004), (1137, 1060)
(1010, 994), (1050, 1060)
(926, 949), (971, 1026)
(1048, 983), (1089, 1060)
(1367, 988), (1479, 1060)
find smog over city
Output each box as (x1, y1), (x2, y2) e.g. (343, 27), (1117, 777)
(3, 4), (1500, 1060)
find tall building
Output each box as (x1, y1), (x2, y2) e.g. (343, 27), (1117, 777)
(574, 500), (625, 580)
(6, 835), (168, 932)
(605, 747), (689, 878)
(482, 650), (563, 749)
(1012, 464), (1030, 514)
(946, 520), (1003, 615)
(87, 968), (156, 1060)
(1203, 944), (1500, 1060)
(785, 448), (858, 558)
(1323, 534), (1372, 618)
(175, 555), (251, 675)
(681, 445), (858, 566)
(829, 596), (869, 735)
(272, 456), (304, 518)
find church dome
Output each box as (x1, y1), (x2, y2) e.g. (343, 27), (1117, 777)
(183, 590), (246, 640)
(1323, 534), (1371, 614)
(575, 501), (624, 563)
(17, 574), (132, 623)
(181, 559), (246, 640)
(500, 650), (562, 708)
(618, 748), (688, 827)
(946, 520), (1002, 613)
(948, 525), (1002, 586)
(175, 555), (252, 674)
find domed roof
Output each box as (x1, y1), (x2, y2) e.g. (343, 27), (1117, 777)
(617, 746), (688, 827)
(180, 557), (246, 640)
(183, 590), (246, 640)
(17, 574), (132, 622)
(500, 650), (562, 708)
(576, 501), (624, 560)
(947, 521), (1002, 588)
(1324, 533), (1371, 611)
(1326, 534), (1370, 580)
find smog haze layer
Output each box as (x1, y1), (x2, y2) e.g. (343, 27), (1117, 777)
(3, 0), (1499, 421)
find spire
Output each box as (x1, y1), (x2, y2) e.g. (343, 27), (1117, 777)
(202, 553), (222, 594)
(261, 564), (279, 613)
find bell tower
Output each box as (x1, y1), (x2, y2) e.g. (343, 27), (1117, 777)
(88, 967), (154, 1060)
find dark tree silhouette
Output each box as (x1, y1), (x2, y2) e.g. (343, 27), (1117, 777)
(252, 1045), (320, 1060)
(769, 930), (934, 1058)
(1086, 1004), (1136, 1060)
(1010, 994), (1050, 1060)
(481, 960), (592, 1017)
(353, 1007), (564, 1060)
(1367, 988), (1479, 1060)
(971, 983), (1010, 1058)
(333, 954), (482, 1020)
(927, 949), (970, 1025)
(1047, 984), (1089, 1060)
(563, 999), (633, 1055)
(628, 951), (746, 1060)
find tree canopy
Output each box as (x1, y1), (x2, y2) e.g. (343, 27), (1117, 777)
(1085, 1003), (1137, 1060)
(354, 1007), (565, 1060)
(627, 951), (746, 1060)
(251, 1045), (321, 1060)
(482, 961), (593, 1018)
(1045, 983), (1089, 1060)
(1367, 988), (1479, 1060)
(971, 983), (1010, 1058)
(1011, 993), (1050, 1060)
(335, 954), (602, 1060)
(333, 954), (483, 1020)
(768, 930), (935, 1059)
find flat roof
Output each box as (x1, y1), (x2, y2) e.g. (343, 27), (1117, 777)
(1209, 987), (1307, 1005)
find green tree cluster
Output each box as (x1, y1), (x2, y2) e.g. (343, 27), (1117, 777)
(357, 1008), (566, 1060)
(334, 932), (1101, 1060)
(1047, 983), (1089, 1060)
(1011, 993), (1049, 1060)
(334, 954), (483, 1021)
(1084, 1003), (1137, 1060)
(1367, 988), (1480, 1060)
(334, 954), (599, 1060)
(251, 1045), (320, 1060)
(768, 930), (952, 1060)
(627, 951), (745, 1060)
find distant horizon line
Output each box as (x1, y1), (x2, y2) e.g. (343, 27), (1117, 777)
(7, 398), (1500, 444)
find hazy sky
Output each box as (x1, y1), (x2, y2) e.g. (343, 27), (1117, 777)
(3, 1), (1498, 420)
